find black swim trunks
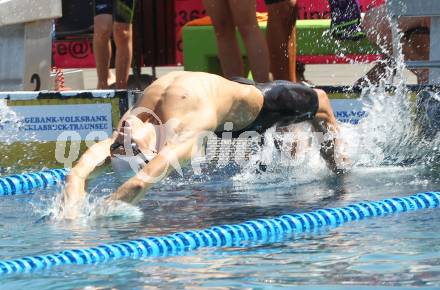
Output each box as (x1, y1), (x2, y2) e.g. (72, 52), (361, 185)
(94, 0), (135, 23)
(216, 77), (319, 138)
(264, 0), (288, 4)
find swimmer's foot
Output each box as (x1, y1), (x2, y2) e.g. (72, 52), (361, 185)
(330, 19), (365, 41)
(329, 0), (365, 41)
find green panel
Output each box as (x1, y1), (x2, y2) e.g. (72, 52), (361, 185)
(182, 19), (380, 77)
(182, 25), (222, 73)
(327, 92), (361, 99)
(296, 19), (332, 28)
(296, 21), (378, 55)
(0, 141), (90, 170)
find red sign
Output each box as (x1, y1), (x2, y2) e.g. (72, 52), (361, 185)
(175, 0), (206, 65)
(53, 38), (96, 68)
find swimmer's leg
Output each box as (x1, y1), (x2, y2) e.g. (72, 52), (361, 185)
(313, 89), (338, 133)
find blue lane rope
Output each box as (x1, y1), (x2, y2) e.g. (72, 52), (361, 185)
(0, 169), (68, 196)
(0, 191), (439, 275)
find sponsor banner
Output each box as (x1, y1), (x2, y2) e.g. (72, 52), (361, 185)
(0, 104), (112, 142)
(52, 38), (95, 69)
(331, 99), (366, 125)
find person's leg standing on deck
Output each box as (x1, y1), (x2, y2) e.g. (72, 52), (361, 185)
(204, 0), (270, 82)
(266, 0), (297, 81)
(94, 0), (135, 89)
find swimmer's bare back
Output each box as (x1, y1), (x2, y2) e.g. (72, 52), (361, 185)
(127, 71), (264, 134)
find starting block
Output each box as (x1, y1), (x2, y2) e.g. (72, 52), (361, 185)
(387, 0), (440, 84)
(0, 0), (62, 91)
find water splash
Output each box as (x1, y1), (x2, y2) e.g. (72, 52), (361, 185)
(354, 88), (439, 167)
(345, 12), (439, 169)
(0, 99), (23, 145)
(234, 14), (440, 186)
(0, 99), (41, 173)
(33, 188), (144, 223)
(233, 125), (331, 188)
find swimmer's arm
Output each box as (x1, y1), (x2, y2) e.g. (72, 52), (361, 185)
(64, 138), (114, 206)
(109, 138), (196, 204)
(311, 89), (349, 174)
(311, 119), (348, 175)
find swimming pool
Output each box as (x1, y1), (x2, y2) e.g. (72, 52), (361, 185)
(1, 85), (440, 289)
(0, 163), (439, 289)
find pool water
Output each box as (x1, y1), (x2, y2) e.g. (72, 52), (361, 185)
(0, 164), (440, 289)
(1, 74), (440, 288)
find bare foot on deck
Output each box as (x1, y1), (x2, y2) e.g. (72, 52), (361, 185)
(97, 71), (116, 89)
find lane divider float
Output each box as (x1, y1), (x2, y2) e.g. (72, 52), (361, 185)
(0, 191), (438, 275)
(0, 169), (68, 196)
